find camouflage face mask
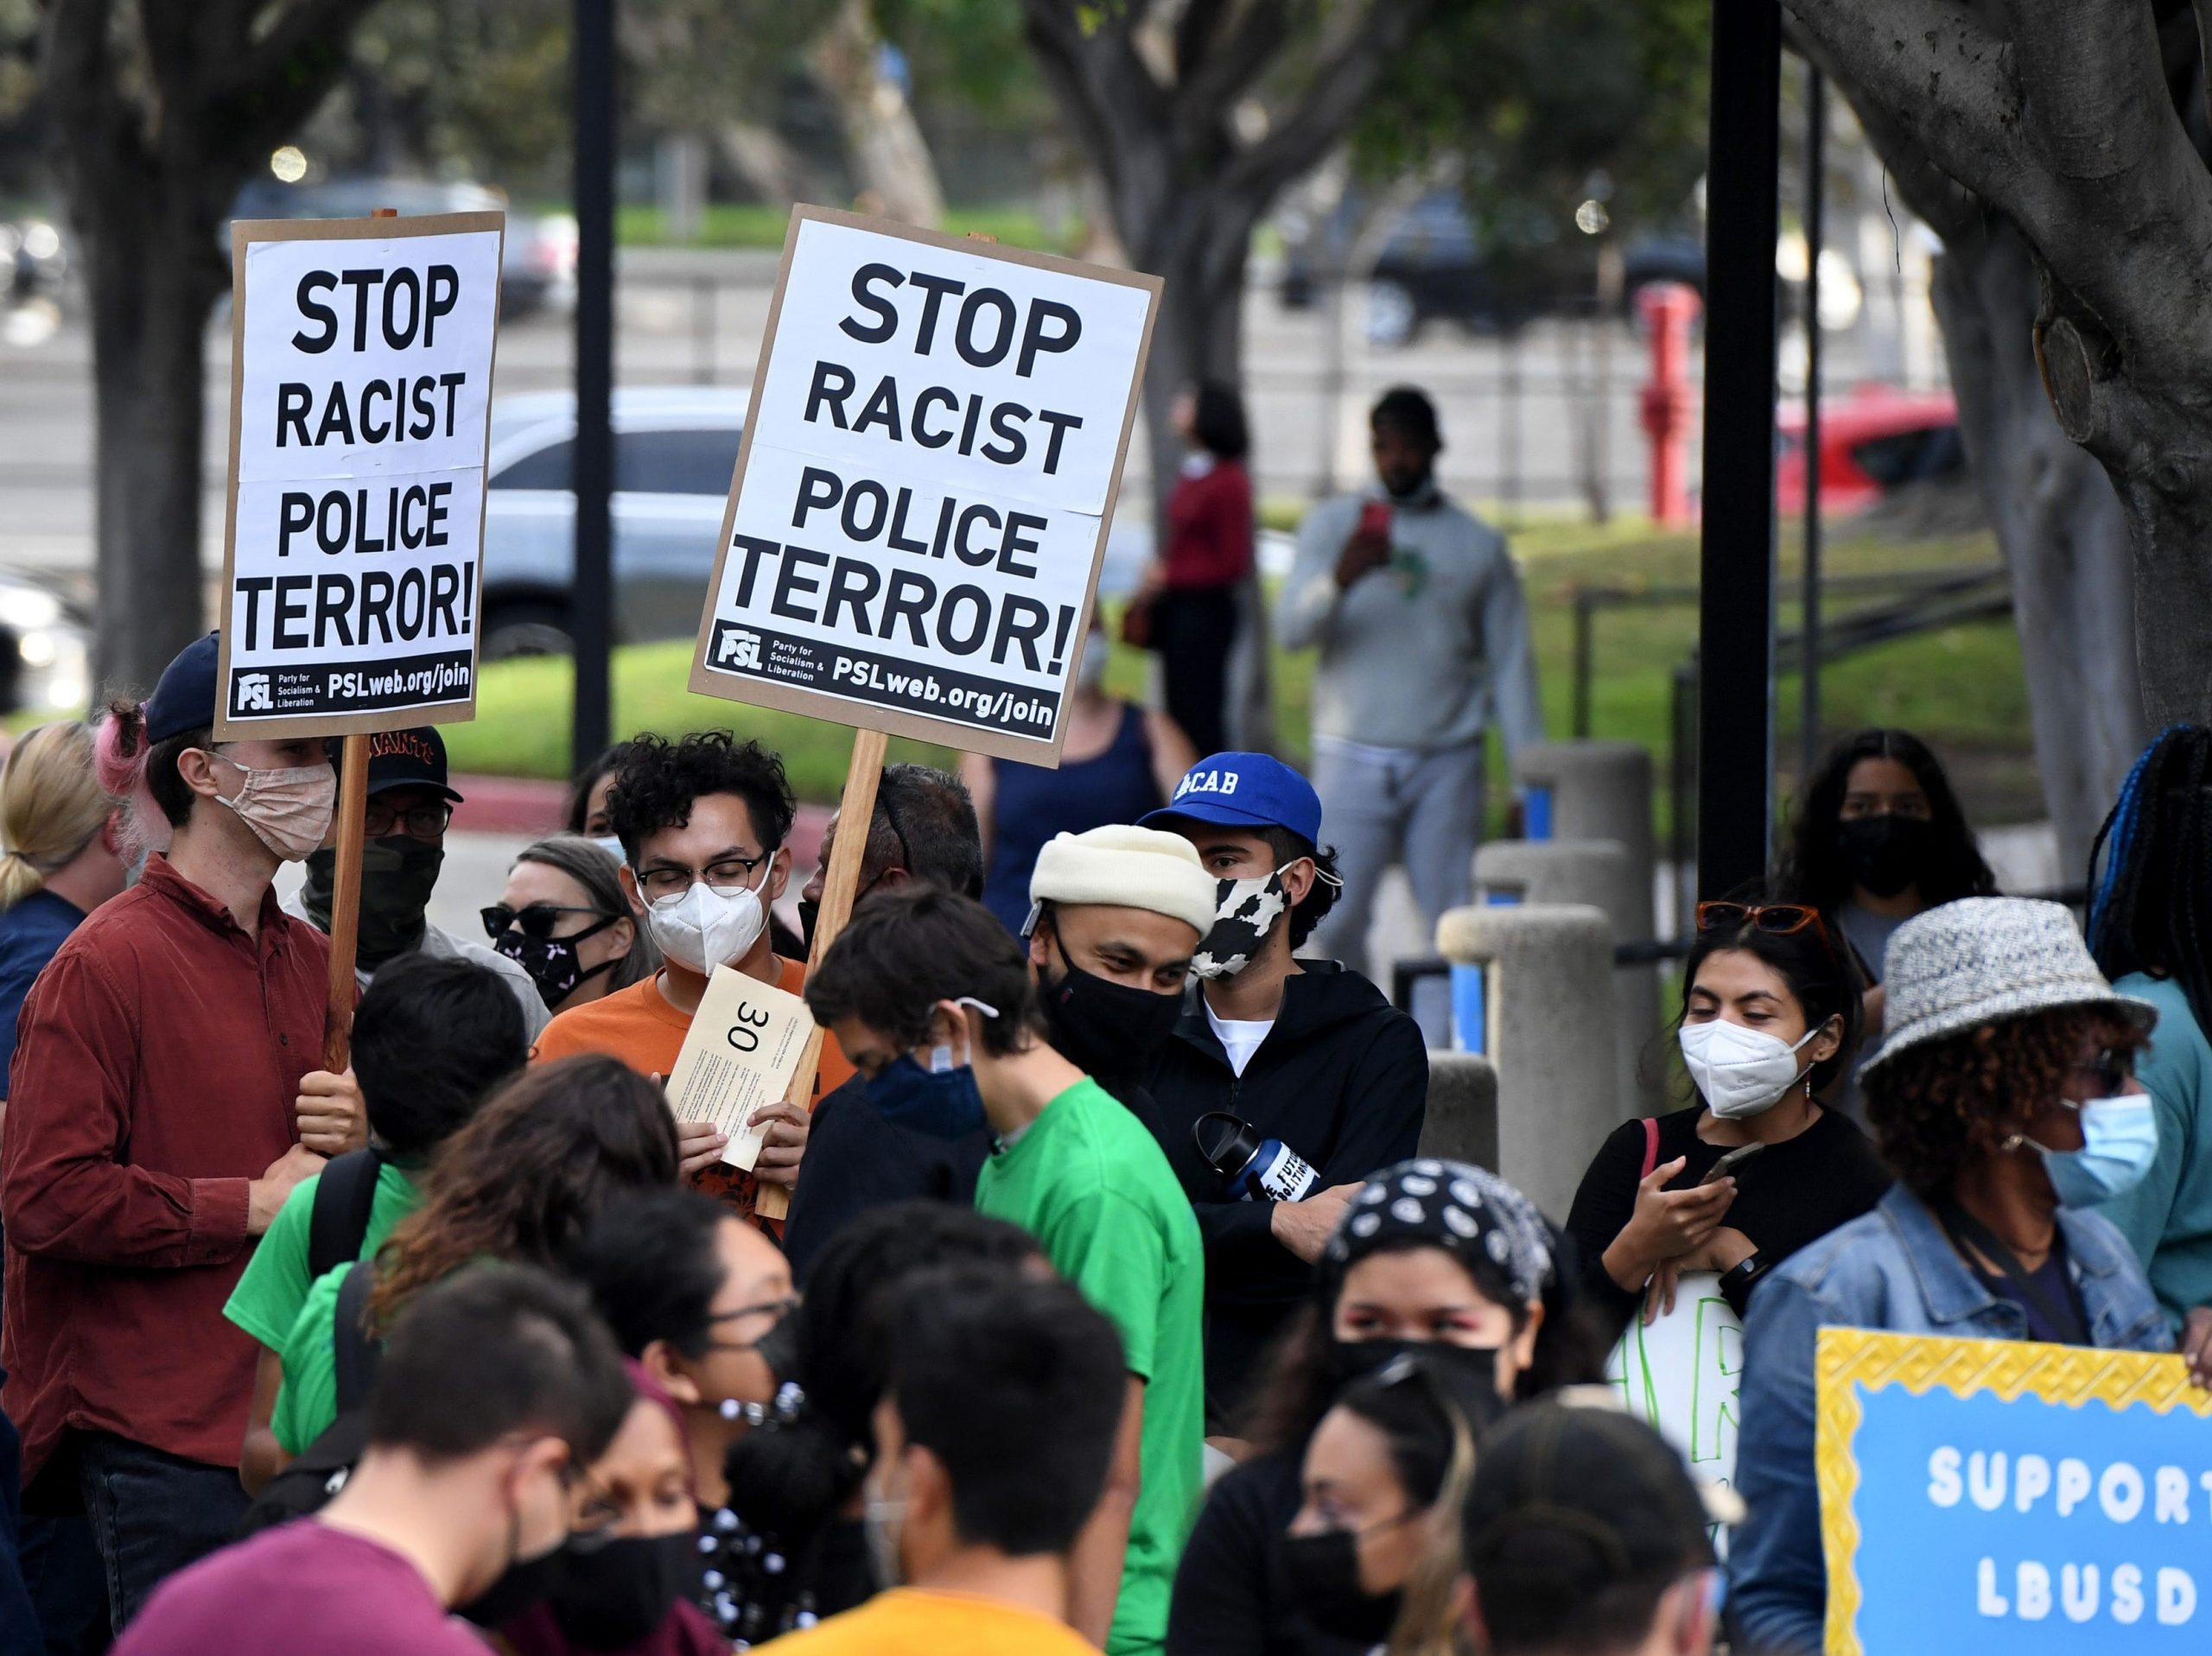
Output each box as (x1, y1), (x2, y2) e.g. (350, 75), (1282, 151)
(1190, 863), (1294, 980)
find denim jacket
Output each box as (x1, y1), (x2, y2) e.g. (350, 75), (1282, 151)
(1726, 1184), (2170, 1654)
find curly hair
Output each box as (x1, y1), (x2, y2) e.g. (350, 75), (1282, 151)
(1774, 728), (1996, 913)
(365, 1054), (679, 1329)
(604, 732), (796, 862)
(1863, 1007), (2146, 1198)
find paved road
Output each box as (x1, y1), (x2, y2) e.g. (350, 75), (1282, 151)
(0, 255), (1717, 591)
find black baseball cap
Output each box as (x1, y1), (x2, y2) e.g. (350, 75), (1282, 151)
(1461, 1402), (1712, 1643)
(359, 726), (464, 803)
(143, 631), (220, 744)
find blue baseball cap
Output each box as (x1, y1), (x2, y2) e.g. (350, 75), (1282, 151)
(144, 631), (220, 744)
(1141, 752), (1323, 845)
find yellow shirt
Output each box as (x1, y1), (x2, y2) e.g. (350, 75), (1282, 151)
(757, 1589), (1095, 1656)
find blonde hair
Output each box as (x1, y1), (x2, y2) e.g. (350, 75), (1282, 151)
(1389, 1396), (1483, 1656)
(0, 721), (117, 913)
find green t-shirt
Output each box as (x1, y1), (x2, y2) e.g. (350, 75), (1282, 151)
(272, 1263), (348, 1456)
(974, 1077), (1205, 1656)
(224, 1161), (422, 1351)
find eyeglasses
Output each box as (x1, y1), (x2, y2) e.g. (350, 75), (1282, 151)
(638, 852), (770, 906)
(481, 902), (607, 942)
(1695, 901), (1823, 937)
(365, 800), (453, 841)
(702, 1293), (800, 1354)
(2066, 1048), (2134, 1095)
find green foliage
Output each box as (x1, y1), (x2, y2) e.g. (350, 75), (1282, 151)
(1357, 0), (1710, 238)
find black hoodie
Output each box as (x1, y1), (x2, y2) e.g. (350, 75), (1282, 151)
(1145, 960), (1427, 1424)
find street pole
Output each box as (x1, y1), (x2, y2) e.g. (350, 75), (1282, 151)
(1695, 0), (1783, 901)
(1802, 63), (1826, 784)
(571, 0), (614, 775)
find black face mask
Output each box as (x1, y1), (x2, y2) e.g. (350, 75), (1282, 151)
(456, 1522), (570, 1629)
(1039, 950), (1184, 1088)
(495, 914), (620, 1010)
(1837, 813), (1935, 899)
(547, 1531), (702, 1651)
(798, 897), (821, 956)
(1328, 1337), (1510, 1403)
(304, 836), (443, 970)
(1281, 1527), (1405, 1646)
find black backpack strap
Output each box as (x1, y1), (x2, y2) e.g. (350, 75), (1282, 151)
(308, 1149), (385, 1282)
(332, 1259), (384, 1417)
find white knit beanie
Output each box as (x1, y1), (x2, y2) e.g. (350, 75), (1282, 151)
(1029, 824), (1219, 938)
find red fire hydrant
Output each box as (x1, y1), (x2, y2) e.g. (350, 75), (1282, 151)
(1638, 282), (1701, 525)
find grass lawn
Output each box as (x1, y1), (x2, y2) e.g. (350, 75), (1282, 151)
(615, 203), (1078, 254)
(446, 513), (2034, 834)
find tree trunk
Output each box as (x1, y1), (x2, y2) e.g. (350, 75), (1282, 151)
(78, 181), (226, 698)
(1929, 224), (2147, 876)
(813, 0), (944, 227)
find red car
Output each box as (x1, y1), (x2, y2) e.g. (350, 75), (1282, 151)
(1776, 388), (1962, 516)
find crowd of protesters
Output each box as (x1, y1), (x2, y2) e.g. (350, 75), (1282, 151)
(0, 382), (2209, 1656)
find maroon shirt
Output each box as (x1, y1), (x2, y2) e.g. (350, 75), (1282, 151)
(1162, 457), (1255, 590)
(112, 1520), (488, 1656)
(1, 855), (330, 1479)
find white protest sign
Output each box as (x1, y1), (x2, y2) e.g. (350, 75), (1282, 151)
(1605, 1272), (1744, 1551)
(688, 206), (1160, 763)
(216, 211), (504, 738)
(664, 965), (817, 1170)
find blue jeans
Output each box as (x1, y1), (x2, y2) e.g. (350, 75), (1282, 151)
(75, 1436), (247, 1632)
(1311, 735), (1486, 976)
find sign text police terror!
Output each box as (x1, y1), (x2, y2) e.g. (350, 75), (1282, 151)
(689, 206), (1159, 764)
(217, 211), (504, 738)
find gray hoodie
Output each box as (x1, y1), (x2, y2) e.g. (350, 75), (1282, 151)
(1277, 486), (1544, 755)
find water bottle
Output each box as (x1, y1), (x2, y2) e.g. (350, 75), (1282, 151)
(1194, 1111), (1319, 1202)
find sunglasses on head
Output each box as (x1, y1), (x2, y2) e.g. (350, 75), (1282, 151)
(481, 902), (607, 941)
(1695, 901), (1825, 939)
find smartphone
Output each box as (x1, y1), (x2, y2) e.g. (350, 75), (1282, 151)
(1700, 1141), (1766, 1187)
(1358, 499), (1393, 539)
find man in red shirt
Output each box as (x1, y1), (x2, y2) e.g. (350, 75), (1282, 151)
(115, 1265), (632, 1656)
(1, 631), (363, 1627)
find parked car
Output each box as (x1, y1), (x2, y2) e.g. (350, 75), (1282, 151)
(480, 387), (746, 657)
(0, 573), (91, 716)
(229, 176), (577, 316)
(1776, 387), (1963, 517)
(1280, 189), (1707, 344)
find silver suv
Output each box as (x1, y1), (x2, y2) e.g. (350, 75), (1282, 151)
(481, 387), (745, 657)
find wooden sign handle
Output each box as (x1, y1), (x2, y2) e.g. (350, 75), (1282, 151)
(321, 732), (370, 1073)
(321, 203), (397, 1077)
(755, 726), (889, 1221)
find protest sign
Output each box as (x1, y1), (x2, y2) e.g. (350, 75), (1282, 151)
(1606, 1272), (1742, 1549)
(1815, 1327), (2212, 1654)
(663, 964), (817, 1171)
(216, 210), (504, 739)
(687, 205), (1160, 763)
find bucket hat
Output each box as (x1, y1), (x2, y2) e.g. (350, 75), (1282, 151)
(1861, 897), (2155, 1074)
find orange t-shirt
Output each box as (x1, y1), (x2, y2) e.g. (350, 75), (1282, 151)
(531, 958), (855, 1222)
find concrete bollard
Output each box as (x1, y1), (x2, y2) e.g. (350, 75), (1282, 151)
(1513, 741), (1656, 933)
(1418, 1050), (1499, 1171)
(1475, 839), (1664, 1116)
(1436, 902), (1619, 1223)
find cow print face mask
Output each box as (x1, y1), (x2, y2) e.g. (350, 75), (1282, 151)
(1190, 864), (1295, 980)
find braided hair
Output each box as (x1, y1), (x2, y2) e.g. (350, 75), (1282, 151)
(2086, 725), (2212, 1031)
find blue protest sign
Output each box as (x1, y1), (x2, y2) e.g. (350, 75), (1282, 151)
(1816, 1329), (2212, 1653)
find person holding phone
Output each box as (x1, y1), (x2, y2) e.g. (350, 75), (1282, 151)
(1564, 901), (1888, 1338)
(1276, 386), (1542, 979)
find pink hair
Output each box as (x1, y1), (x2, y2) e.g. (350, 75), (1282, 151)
(93, 702), (171, 862)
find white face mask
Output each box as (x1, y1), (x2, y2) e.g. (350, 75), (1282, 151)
(861, 1461), (908, 1589)
(644, 865), (770, 974)
(1678, 1018), (1822, 1119)
(213, 755), (336, 863)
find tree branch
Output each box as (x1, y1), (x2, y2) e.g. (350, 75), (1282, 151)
(1222, 0), (1433, 202)
(210, 0), (385, 149)
(1783, 16), (1984, 241)
(1178, 0), (1288, 119)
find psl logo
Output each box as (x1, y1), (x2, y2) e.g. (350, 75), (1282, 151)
(237, 673), (273, 712)
(717, 629), (765, 671)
